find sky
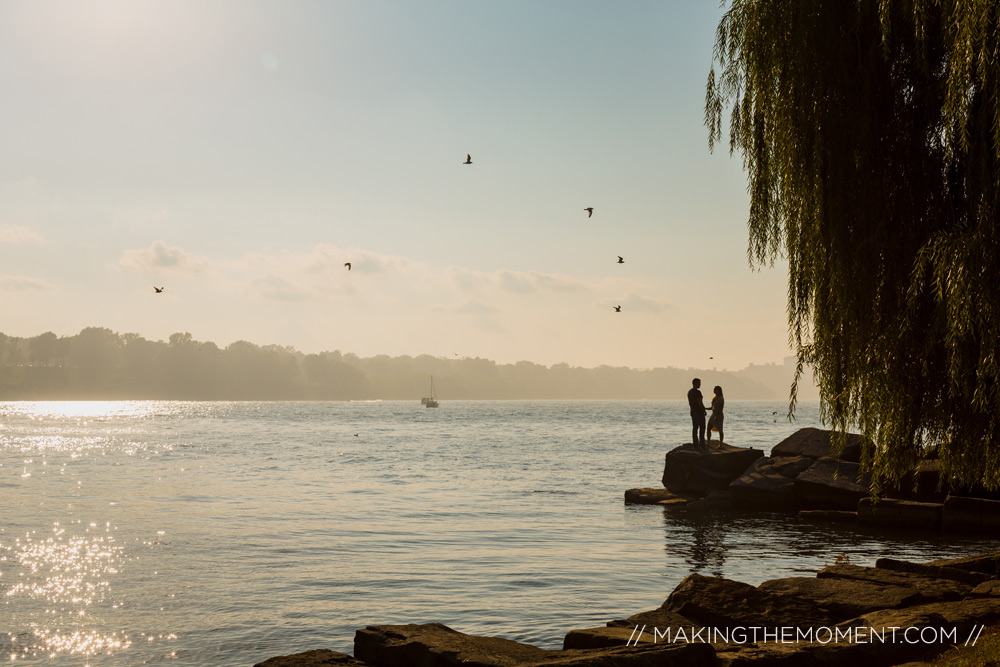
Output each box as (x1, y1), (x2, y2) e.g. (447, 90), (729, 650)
(0, 0), (794, 371)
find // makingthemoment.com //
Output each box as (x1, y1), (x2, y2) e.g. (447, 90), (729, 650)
(624, 624), (986, 647)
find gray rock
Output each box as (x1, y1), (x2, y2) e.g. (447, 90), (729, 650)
(605, 608), (703, 630)
(729, 456), (813, 510)
(662, 443), (764, 497)
(624, 488), (691, 505)
(756, 576), (922, 619)
(875, 557), (993, 586)
(524, 642), (716, 667)
(943, 496), (1000, 535)
(816, 563), (970, 602)
(354, 621), (715, 667)
(798, 509), (858, 523)
(857, 498), (943, 530)
(770, 428), (865, 462)
(969, 580), (1000, 597)
(844, 597), (1000, 642)
(889, 459), (947, 503)
(922, 550), (1000, 576)
(793, 457), (873, 510)
(254, 650), (368, 667)
(354, 623), (553, 667)
(685, 490), (733, 511)
(662, 574), (842, 628)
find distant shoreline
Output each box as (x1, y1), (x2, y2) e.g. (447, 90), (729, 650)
(1, 329), (819, 402)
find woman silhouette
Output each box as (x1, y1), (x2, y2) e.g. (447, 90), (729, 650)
(706, 385), (725, 447)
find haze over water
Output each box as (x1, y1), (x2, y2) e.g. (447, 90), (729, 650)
(3, 400), (994, 666)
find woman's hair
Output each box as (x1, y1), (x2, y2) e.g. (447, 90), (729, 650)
(713, 385), (723, 396)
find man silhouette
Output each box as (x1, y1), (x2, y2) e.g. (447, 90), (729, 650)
(688, 378), (707, 448)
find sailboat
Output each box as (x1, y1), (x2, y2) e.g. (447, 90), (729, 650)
(421, 376), (439, 408)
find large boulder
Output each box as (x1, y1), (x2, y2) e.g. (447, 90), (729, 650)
(922, 550), (1000, 576)
(770, 427), (865, 462)
(816, 563), (970, 603)
(729, 456), (814, 510)
(605, 608), (703, 630)
(354, 623), (552, 667)
(713, 604), (949, 667)
(844, 597), (1000, 642)
(858, 498), (943, 530)
(887, 458), (947, 503)
(943, 496), (1000, 534)
(525, 643), (715, 667)
(756, 576), (925, 619)
(875, 557), (994, 586)
(662, 443), (764, 497)
(662, 573), (842, 628)
(798, 509), (858, 523)
(254, 650), (368, 667)
(355, 623), (714, 667)
(793, 457), (873, 510)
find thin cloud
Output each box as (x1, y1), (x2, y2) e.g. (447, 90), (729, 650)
(0, 224), (43, 244)
(0, 275), (56, 293)
(304, 243), (411, 275)
(450, 267), (591, 294)
(601, 292), (674, 313)
(440, 300), (501, 315)
(120, 241), (210, 274)
(251, 275), (311, 302)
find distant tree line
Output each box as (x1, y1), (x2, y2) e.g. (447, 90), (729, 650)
(0, 328), (789, 401)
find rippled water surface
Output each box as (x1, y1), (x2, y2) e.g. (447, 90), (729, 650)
(2, 400), (995, 666)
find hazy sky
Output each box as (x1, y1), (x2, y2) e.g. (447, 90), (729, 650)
(0, 0), (793, 370)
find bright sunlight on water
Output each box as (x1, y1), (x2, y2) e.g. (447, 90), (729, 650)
(2, 400), (996, 666)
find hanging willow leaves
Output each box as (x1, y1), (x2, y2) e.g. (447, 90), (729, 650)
(706, 0), (1000, 492)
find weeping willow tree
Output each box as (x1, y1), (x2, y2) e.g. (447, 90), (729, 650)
(706, 0), (1000, 493)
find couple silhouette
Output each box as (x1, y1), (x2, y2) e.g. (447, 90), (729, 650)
(687, 377), (724, 449)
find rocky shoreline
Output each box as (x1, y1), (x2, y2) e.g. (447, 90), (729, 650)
(255, 550), (1000, 666)
(626, 428), (1000, 533)
(254, 429), (1000, 666)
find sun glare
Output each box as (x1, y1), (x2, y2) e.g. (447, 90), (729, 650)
(1, 401), (161, 421)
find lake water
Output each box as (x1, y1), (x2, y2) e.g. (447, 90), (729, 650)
(2, 400), (995, 666)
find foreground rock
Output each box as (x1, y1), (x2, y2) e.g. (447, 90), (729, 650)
(355, 623), (553, 667)
(355, 622), (713, 667)
(254, 650), (368, 667)
(256, 551), (1000, 667)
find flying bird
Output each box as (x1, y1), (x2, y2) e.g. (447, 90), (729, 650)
(153, 286), (164, 293)
(344, 263), (351, 271)
(617, 256), (624, 264)
(463, 154), (472, 164)
(614, 305), (621, 312)
(584, 207), (594, 218)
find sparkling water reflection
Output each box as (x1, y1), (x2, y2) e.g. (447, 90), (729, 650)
(1, 400), (996, 666)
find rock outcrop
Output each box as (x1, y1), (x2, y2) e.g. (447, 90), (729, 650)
(255, 552), (1000, 667)
(769, 427), (865, 462)
(644, 429), (1000, 533)
(661, 443), (763, 497)
(354, 622), (713, 667)
(253, 650), (369, 667)
(728, 455), (813, 509)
